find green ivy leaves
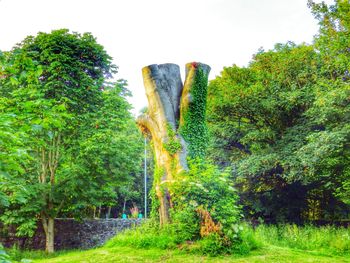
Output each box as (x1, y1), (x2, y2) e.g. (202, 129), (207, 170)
(180, 68), (209, 159)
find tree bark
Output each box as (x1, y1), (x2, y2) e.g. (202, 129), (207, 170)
(38, 133), (61, 253)
(107, 206), (111, 219)
(42, 215), (54, 253)
(137, 62), (210, 225)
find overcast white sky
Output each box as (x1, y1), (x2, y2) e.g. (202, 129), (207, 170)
(0, 0), (333, 115)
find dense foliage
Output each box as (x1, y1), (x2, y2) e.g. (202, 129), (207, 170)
(180, 67), (209, 158)
(207, 0), (350, 223)
(108, 161), (244, 256)
(0, 29), (143, 252)
(0, 243), (10, 263)
(170, 161), (242, 255)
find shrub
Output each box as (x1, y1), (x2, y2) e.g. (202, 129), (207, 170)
(169, 160), (243, 254)
(0, 244), (34, 263)
(0, 243), (11, 263)
(107, 161), (250, 256)
(196, 233), (226, 256)
(129, 205), (139, 219)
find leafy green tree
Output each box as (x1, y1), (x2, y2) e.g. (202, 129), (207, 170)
(0, 52), (30, 208)
(0, 30), (142, 252)
(306, 0), (350, 206)
(207, 43), (317, 222)
(113, 139), (153, 219)
(207, 35), (350, 222)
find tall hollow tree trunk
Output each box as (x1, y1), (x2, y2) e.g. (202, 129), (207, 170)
(137, 62), (210, 225)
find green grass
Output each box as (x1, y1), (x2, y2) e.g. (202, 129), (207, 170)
(252, 224), (350, 254)
(7, 224), (350, 263)
(29, 245), (350, 263)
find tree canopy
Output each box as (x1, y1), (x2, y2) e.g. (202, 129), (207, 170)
(207, 0), (350, 223)
(0, 29), (143, 252)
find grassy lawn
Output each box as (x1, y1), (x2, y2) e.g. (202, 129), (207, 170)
(29, 245), (350, 263)
(8, 224), (349, 263)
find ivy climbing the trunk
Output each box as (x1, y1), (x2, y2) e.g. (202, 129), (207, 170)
(137, 62), (211, 225)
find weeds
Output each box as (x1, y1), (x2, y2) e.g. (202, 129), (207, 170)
(252, 224), (350, 254)
(106, 222), (350, 256)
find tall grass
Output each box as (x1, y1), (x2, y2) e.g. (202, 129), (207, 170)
(106, 222), (350, 255)
(105, 219), (259, 255)
(105, 219), (183, 250)
(252, 224), (350, 254)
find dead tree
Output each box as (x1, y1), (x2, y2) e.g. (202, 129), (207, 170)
(137, 62), (210, 225)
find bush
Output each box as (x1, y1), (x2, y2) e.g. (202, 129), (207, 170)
(0, 244), (34, 263)
(107, 161), (252, 256)
(195, 233), (226, 256)
(191, 224), (262, 256)
(169, 160), (243, 253)
(0, 243), (11, 263)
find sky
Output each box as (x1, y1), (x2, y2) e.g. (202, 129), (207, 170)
(0, 0), (334, 115)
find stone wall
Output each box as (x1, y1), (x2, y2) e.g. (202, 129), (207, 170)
(0, 218), (143, 250)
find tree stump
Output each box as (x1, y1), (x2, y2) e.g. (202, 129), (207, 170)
(137, 62), (210, 225)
